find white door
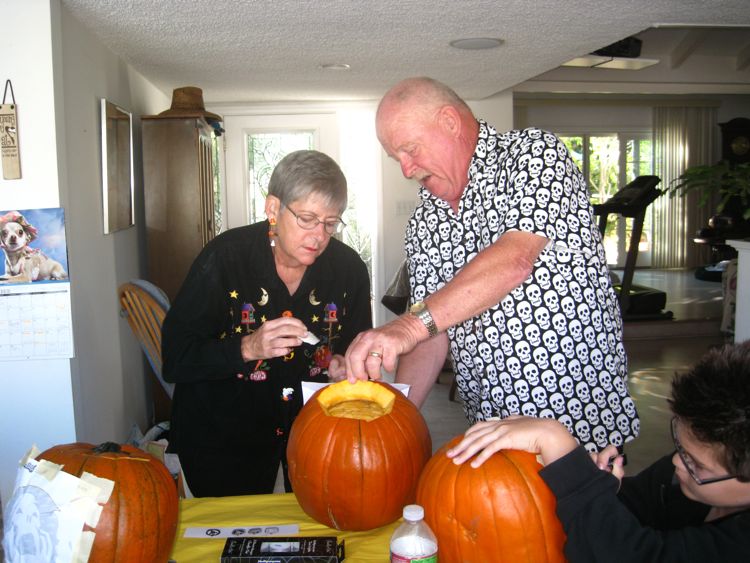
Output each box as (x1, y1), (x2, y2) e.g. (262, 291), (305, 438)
(223, 113), (339, 229)
(222, 110), (383, 324)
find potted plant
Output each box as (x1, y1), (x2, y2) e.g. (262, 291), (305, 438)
(668, 160), (750, 222)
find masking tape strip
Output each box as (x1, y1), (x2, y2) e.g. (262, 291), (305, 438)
(81, 471), (115, 505)
(71, 530), (96, 563)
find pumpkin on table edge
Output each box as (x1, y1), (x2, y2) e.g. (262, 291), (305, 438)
(287, 380), (432, 531)
(38, 441), (179, 563)
(416, 436), (567, 563)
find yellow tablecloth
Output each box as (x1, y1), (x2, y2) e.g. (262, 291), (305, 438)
(170, 492), (398, 562)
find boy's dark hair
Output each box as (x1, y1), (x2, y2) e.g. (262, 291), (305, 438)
(669, 341), (750, 481)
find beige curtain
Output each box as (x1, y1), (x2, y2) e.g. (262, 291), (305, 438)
(652, 105), (719, 268)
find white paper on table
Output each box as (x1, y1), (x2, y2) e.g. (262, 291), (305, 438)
(2, 447), (114, 563)
(301, 381), (410, 404)
(183, 523), (300, 539)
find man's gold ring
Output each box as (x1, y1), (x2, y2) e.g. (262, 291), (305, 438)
(368, 351), (383, 358)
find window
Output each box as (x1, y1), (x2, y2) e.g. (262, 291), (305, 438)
(223, 111), (377, 292)
(246, 132), (314, 225)
(560, 132), (653, 267)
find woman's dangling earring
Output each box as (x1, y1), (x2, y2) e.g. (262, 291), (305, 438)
(268, 217), (277, 247)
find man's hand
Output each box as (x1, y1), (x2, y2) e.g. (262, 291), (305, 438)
(344, 314), (423, 382)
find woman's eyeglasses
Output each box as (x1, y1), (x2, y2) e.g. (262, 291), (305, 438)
(670, 417), (736, 485)
(286, 206), (345, 235)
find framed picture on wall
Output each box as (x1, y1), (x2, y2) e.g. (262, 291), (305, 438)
(100, 98), (134, 234)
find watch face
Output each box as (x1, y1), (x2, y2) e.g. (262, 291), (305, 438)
(731, 136), (750, 156)
(410, 301), (425, 314)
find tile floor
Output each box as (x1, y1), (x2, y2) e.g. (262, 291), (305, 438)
(412, 268), (732, 475)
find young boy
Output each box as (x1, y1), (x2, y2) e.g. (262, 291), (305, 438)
(448, 342), (750, 562)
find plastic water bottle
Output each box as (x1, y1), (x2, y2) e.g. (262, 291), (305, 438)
(390, 504), (438, 562)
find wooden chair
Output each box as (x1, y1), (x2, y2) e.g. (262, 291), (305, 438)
(118, 279), (174, 399)
(119, 280), (193, 496)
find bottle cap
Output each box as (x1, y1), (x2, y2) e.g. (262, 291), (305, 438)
(403, 504), (424, 521)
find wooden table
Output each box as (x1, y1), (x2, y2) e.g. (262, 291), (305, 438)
(169, 492), (399, 562)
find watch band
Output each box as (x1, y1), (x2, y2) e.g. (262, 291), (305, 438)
(410, 301), (438, 338)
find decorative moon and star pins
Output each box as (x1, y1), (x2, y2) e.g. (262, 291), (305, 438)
(258, 287), (269, 306)
(281, 310), (295, 361)
(241, 303), (256, 330)
(323, 302), (340, 351)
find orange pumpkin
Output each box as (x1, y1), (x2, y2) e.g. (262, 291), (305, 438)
(38, 442), (178, 563)
(416, 436), (566, 562)
(287, 380), (432, 531)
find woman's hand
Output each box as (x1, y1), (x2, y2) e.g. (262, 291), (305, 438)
(327, 354), (347, 382)
(446, 416), (578, 468)
(240, 316), (308, 362)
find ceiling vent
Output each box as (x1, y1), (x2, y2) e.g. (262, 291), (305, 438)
(593, 37), (642, 58)
(562, 36), (659, 70)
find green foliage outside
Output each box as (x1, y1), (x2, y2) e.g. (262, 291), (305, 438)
(561, 134), (653, 264)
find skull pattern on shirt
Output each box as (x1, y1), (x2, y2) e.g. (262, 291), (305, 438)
(404, 122), (640, 452)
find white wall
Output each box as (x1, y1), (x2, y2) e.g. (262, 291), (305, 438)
(517, 102), (652, 132)
(516, 95), (750, 136)
(0, 0), (167, 513)
(59, 1), (168, 446)
(0, 0), (77, 514)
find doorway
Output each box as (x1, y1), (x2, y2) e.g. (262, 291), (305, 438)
(222, 109), (380, 318)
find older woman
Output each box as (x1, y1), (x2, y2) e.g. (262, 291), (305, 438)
(163, 150), (372, 497)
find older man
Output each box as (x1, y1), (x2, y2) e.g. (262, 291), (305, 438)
(345, 77), (639, 452)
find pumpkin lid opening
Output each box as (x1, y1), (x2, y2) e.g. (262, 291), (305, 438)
(317, 380), (395, 421)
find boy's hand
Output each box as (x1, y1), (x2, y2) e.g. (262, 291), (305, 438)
(590, 444), (626, 484)
(446, 416), (578, 468)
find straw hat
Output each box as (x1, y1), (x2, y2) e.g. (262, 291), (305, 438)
(156, 86), (221, 122)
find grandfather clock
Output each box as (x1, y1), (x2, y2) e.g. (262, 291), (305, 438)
(720, 117), (750, 164)
(693, 118), (750, 277)
(718, 117), (750, 225)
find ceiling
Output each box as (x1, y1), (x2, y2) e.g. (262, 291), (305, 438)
(60, 0), (750, 104)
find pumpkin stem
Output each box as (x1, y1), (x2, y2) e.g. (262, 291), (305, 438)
(93, 442), (123, 454)
(317, 380), (395, 421)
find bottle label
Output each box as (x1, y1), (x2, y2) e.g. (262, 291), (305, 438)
(390, 552), (438, 563)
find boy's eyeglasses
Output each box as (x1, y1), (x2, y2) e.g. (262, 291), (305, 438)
(670, 417), (736, 485)
(286, 206), (345, 235)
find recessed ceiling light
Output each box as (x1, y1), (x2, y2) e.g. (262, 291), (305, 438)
(320, 63), (351, 71)
(596, 57), (660, 70)
(450, 37), (504, 50)
(561, 55), (660, 70)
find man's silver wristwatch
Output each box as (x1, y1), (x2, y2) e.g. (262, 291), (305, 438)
(409, 301), (438, 338)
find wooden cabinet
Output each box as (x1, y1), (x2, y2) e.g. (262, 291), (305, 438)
(142, 117), (216, 301)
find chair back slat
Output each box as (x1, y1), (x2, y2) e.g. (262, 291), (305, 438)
(118, 280), (174, 398)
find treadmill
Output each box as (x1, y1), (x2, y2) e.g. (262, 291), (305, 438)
(592, 175), (673, 321)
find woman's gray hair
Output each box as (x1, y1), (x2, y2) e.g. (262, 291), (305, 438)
(268, 150), (347, 214)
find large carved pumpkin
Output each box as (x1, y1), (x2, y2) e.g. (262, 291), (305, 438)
(416, 436), (566, 562)
(38, 442), (179, 563)
(287, 380), (431, 531)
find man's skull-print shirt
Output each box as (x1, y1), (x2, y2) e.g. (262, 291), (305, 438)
(404, 121), (640, 452)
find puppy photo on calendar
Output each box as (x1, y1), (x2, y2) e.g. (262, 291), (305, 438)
(0, 209), (69, 283)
